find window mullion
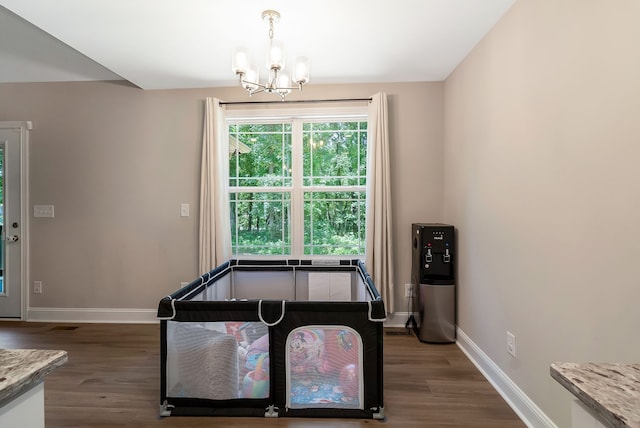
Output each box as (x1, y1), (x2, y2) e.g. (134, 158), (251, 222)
(291, 119), (304, 257)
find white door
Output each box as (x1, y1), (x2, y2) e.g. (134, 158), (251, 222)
(0, 122), (29, 319)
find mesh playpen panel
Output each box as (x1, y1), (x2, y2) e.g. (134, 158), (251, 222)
(167, 321), (270, 400)
(286, 326), (363, 409)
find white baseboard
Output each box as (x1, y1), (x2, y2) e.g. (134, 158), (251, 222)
(27, 307), (159, 324)
(384, 311), (416, 328)
(456, 328), (557, 428)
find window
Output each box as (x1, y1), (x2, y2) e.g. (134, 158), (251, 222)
(228, 113), (367, 257)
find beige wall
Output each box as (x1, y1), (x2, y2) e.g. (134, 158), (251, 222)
(0, 80), (443, 313)
(444, 0), (640, 426)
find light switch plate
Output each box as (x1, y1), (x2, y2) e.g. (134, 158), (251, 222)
(180, 203), (189, 217)
(33, 205), (55, 218)
(507, 331), (516, 358)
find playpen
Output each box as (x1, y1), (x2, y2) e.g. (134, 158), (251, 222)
(157, 259), (385, 419)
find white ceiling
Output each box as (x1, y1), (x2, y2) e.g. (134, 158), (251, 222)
(0, 0), (516, 90)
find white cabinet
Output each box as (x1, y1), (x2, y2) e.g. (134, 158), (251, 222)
(0, 382), (45, 428)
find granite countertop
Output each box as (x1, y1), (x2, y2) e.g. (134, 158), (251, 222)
(551, 362), (640, 428)
(0, 349), (68, 407)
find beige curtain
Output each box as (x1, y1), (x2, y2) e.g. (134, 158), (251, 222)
(365, 92), (395, 313)
(199, 97), (232, 273)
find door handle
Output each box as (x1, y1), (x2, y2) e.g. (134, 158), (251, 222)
(7, 235), (19, 242)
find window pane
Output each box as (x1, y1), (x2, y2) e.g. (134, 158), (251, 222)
(303, 191), (366, 255)
(231, 192), (291, 255)
(229, 123), (292, 187)
(228, 117), (367, 258)
(303, 122), (367, 187)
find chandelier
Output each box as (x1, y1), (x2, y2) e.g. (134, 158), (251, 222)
(232, 10), (310, 100)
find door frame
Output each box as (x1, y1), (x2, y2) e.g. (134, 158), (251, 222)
(0, 121), (30, 320)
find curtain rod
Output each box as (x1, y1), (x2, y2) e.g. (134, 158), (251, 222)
(220, 97), (372, 106)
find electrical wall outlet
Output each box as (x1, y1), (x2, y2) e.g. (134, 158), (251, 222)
(507, 331), (516, 358)
(33, 281), (43, 294)
(404, 283), (414, 298)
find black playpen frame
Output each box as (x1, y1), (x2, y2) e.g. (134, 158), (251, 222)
(157, 259), (385, 419)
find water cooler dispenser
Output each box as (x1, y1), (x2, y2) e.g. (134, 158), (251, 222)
(412, 223), (456, 343)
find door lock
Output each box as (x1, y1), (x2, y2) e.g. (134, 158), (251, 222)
(7, 235), (19, 242)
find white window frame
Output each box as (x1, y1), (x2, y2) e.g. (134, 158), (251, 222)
(226, 105), (368, 259)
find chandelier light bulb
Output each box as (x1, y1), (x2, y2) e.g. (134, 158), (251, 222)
(293, 57), (310, 85)
(267, 39), (286, 70)
(232, 47), (250, 74)
(276, 71), (291, 96)
(242, 67), (260, 91)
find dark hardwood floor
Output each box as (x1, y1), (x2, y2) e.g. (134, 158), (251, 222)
(0, 322), (525, 427)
